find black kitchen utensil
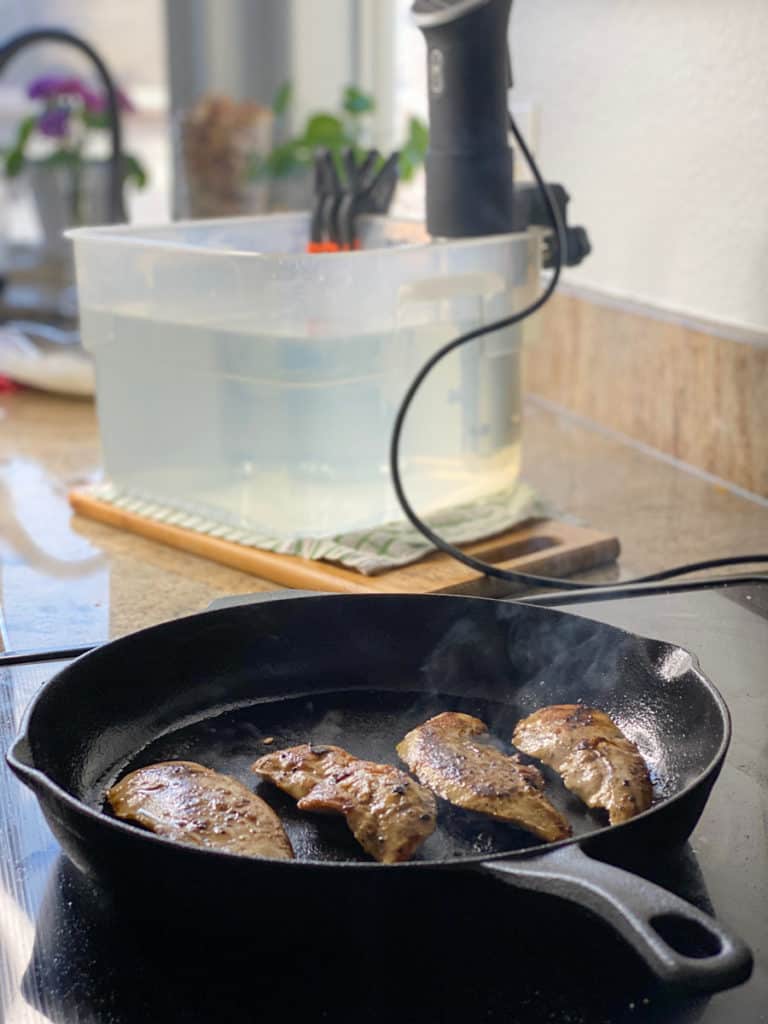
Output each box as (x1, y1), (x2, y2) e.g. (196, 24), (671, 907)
(308, 147), (399, 252)
(336, 146), (377, 250)
(7, 594), (752, 995)
(307, 148), (342, 252)
(308, 148), (330, 251)
(362, 150), (399, 213)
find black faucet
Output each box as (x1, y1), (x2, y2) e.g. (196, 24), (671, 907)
(0, 26), (126, 223)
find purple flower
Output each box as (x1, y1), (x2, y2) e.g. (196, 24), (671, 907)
(27, 74), (64, 100)
(81, 86), (103, 113)
(27, 74), (84, 101)
(57, 76), (85, 96)
(27, 74), (136, 115)
(37, 106), (71, 138)
(82, 87), (135, 114)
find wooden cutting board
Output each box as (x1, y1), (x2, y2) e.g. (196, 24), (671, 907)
(69, 488), (619, 596)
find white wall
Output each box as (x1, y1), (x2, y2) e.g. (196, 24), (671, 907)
(289, 0), (355, 131)
(510, 0), (768, 335)
(0, 0), (167, 95)
(288, 0), (395, 152)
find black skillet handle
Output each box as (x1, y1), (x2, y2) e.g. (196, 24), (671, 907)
(480, 844), (753, 995)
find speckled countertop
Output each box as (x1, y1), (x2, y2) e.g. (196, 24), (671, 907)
(1, 388), (766, 652)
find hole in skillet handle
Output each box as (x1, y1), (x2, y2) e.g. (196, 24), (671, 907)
(477, 844), (753, 996)
(651, 914), (724, 960)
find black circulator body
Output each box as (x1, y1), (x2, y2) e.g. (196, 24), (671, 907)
(412, 0), (516, 238)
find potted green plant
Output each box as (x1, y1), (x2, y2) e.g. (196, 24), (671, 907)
(256, 83), (428, 210)
(2, 74), (147, 254)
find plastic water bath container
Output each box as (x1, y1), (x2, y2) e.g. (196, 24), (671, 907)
(69, 213), (540, 538)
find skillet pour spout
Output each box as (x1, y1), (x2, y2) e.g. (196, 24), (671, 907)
(5, 593), (754, 996)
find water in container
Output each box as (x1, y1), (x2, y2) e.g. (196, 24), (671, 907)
(70, 214), (539, 538)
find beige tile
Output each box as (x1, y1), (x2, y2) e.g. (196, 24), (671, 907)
(525, 294), (768, 496)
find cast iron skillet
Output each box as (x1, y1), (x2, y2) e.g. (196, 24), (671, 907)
(8, 594), (753, 994)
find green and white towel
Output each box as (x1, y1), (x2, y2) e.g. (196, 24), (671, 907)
(84, 480), (549, 576)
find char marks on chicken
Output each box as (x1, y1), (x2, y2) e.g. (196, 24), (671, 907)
(512, 704), (653, 825)
(252, 744), (437, 863)
(108, 760), (294, 859)
(397, 712), (572, 843)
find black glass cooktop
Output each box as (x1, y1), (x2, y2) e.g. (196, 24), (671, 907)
(1, 580), (766, 1024)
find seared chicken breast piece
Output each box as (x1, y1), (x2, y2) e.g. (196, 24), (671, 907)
(396, 712), (571, 843)
(252, 744), (437, 863)
(108, 760), (293, 860)
(512, 704), (653, 825)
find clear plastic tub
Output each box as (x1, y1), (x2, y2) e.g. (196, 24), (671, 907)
(69, 213), (540, 538)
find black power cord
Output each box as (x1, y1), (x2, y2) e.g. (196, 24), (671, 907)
(389, 112), (768, 591)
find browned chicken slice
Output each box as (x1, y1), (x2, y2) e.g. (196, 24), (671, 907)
(396, 712), (571, 843)
(512, 705), (653, 825)
(107, 760), (293, 860)
(252, 744), (437, 863)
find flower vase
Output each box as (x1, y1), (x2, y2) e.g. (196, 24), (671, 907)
(28, 159), (113, 260)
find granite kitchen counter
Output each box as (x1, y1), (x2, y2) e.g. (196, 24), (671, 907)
(1, 388), (766, 652)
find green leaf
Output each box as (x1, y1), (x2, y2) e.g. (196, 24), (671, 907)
(264, 140), (305, 178)
(407, 116), (429, 156)
(342, 85), (375, 116)
(271, 81), (292, 117)
(3, 115), (36, 178)
(396, 117), (429, 181)
(82, 110), (111, 131)
(122, 153), (148, 189)
(5, 147), (24, 177)
(256, 86), (424, 184)
(18, 114), (37, 144)
(302, 114), (347, 147)
(398, 152), (414, 182)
